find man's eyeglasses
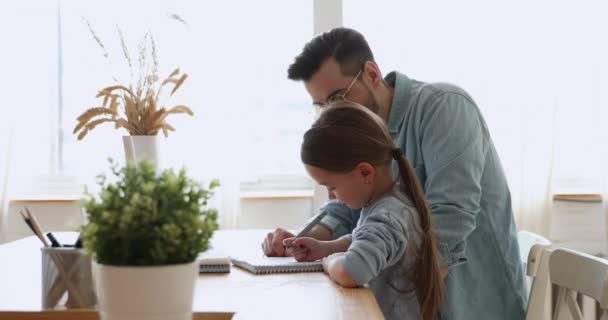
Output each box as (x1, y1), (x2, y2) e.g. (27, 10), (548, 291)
(312, 69), (362, 115)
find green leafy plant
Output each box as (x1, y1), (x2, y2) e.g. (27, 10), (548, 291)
(81, 160), (219, 266)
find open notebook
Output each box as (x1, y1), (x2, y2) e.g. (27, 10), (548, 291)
(231, 256), (323, 274)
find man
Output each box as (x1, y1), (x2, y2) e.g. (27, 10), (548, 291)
(263, 27), (526, 319)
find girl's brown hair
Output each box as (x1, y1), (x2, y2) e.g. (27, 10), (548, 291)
(301, 101), (444, 320)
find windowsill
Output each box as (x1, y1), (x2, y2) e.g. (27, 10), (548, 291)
(552, 193), (603, 203)
(239, 189), (314, 200)
(9, 194), (81, 203)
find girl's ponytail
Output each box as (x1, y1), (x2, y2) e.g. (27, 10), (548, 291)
(392, 148), (444, 320)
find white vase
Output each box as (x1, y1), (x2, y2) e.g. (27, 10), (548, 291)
(122, 135), (159, 169)
(93, 261), (198, 320)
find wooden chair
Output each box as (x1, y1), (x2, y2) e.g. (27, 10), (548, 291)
(519, 230), (551, 297)
(549, 248), (608, 320)
(525, 243), (554, 320)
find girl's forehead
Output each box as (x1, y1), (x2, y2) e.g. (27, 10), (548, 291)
(304, 164), (332, 181)
(305, 164), (355, 182)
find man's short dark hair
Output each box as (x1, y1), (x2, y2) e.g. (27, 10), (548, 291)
(287, 27), (375, 81)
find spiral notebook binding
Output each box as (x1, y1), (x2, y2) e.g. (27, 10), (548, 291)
(231, 257), (323, 275)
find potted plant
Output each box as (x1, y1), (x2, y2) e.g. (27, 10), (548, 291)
(81, 159), (218, 320)
(73, 23), (193, 169)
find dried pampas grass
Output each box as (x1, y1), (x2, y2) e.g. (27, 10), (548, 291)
(74, 20), (192, 140)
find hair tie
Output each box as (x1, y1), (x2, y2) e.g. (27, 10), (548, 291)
(391, 148), (402, 159)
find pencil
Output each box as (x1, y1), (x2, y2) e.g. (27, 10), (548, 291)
(287, 210), (329, 248)
(25, 207), (50, 247)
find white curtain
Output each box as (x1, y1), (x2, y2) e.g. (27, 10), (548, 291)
(0, 1), (58, 190)
(501, 102), (556, 237)
(0, 129), (13, 242)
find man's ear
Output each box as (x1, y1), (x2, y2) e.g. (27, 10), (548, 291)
(362, 61), (382, 87)
(356, 162), (375, 181)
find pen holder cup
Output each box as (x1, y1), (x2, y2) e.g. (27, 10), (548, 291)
(41, 247), (96, 309)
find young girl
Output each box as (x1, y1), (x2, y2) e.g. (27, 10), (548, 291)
(284, 102), (444, 320)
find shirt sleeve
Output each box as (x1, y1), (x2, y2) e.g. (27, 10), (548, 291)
(319, 200), (359, 239)
(419, 91), (487, 268)
(340, 209), (408, 286)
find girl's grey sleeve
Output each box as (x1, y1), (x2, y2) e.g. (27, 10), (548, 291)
(340, 209), (409, 286)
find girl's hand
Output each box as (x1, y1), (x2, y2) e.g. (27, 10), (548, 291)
(282, 237), (327, 261)
(322, 252), (357, 288)
(322, 252), (346, 273)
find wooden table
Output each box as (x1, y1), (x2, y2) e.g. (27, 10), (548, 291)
(0, 230), (384, 320)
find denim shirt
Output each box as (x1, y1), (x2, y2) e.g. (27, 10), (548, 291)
(319, 72), (527, 319)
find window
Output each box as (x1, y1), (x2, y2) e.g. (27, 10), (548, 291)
(0, 1), (59, 194)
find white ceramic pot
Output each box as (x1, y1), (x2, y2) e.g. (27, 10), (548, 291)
(93, 261), (198, 320)
(122, 135), (159, 169)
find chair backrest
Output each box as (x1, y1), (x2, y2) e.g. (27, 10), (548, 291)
(519, 231), (551, 295)
(526, 244), (554, 320)
(549, 248), (608, 320)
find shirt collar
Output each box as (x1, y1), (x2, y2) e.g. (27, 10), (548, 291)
(385, 71), (413, 135)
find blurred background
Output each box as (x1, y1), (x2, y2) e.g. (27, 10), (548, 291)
(0, 0), (607, 256)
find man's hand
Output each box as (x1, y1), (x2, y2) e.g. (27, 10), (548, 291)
(262, 228), (294, 257)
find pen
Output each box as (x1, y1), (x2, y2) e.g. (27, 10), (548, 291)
(74, 235), (82, 248)
(287, 210), (329, 248)
(46, 232), (62, 248)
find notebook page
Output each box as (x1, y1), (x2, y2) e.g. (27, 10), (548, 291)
(231, 256), (323, 274)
